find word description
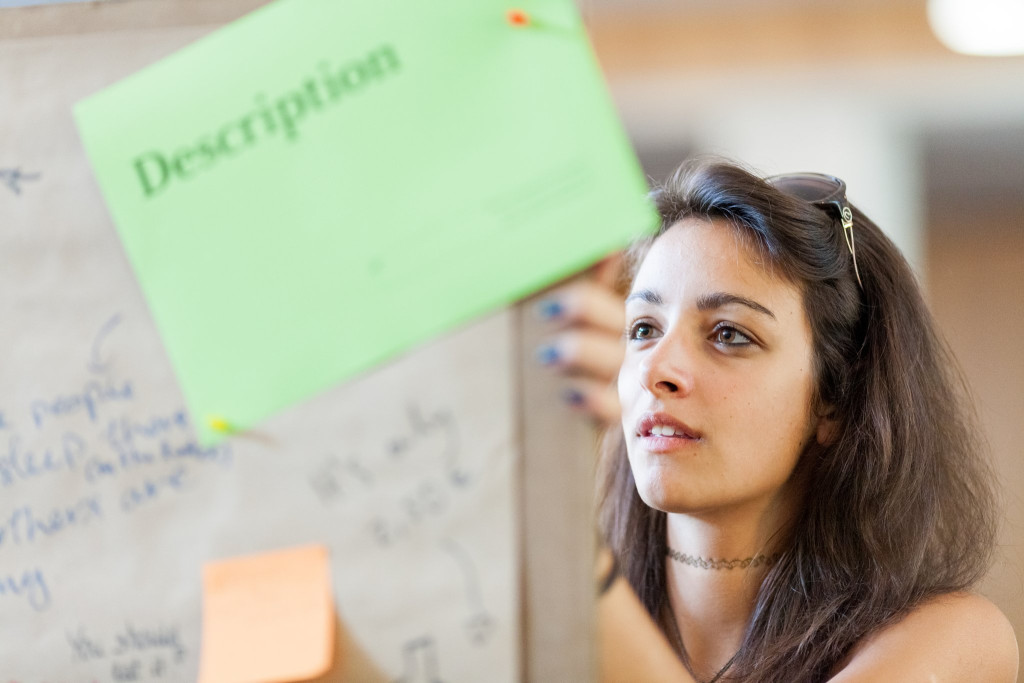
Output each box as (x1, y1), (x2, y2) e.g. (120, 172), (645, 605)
(131, 44), (401, 198)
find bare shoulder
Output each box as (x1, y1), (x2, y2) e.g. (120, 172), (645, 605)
(830, 592), (1019, 682)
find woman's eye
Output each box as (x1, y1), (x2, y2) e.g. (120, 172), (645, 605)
(713, 325), (752, 346)
(628, 321), (657, 341)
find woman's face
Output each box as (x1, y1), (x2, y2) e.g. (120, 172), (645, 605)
(619, 217), (821, 516)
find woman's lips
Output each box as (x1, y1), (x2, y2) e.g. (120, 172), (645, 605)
(636, 412), (701, 438)
(635, 412), (702, 452)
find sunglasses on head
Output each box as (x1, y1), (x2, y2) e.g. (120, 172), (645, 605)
(767, 173), (863, 288)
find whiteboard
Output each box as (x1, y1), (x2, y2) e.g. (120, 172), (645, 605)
(1, 22), (523, 682)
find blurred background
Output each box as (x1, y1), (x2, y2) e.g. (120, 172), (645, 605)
(579, 0), (1023, 669)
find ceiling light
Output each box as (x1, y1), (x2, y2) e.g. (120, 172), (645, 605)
(927, 0), (1024, 56)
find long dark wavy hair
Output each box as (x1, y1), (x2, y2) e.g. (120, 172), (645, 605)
(598, 158), (998, 681)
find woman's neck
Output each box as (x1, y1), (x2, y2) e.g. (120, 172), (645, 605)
(663, 493), (801, 680)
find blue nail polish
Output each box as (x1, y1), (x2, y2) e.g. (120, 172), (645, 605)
(536, 299), (565, 320)
(563, 388), (585, 406)
(536, 344), (560, 365)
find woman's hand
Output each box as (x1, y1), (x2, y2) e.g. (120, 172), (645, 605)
(534, 255), (627, 426)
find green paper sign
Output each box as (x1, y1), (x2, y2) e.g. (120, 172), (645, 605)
(75, 0), (656, 444)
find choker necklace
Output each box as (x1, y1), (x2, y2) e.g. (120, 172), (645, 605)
(667, 546), (781, 570)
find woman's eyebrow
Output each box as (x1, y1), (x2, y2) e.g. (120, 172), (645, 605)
(625, 289), (662, 305)
(696, 292), (776, 320)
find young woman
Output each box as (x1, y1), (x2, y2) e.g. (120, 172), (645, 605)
(540, 159), (1018, 681)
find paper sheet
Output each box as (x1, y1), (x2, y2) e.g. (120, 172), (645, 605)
(73, 0), (655, 444)
(2, 25), (520, 682)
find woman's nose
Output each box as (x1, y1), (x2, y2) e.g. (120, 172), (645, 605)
(637, 335), (695, 397)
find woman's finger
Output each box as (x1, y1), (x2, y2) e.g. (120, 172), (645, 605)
(535, 280), (626, 336)
(536, 329), (625, 384)
(592, 252), (627, 292)
(562, 378), (621, 426)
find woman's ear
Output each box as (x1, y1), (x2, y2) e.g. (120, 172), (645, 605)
(815, 409), (839, 446)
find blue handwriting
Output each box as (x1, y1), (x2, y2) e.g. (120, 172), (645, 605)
(0, 566), (50, 612)
(159, 438), (232, 468)
(0, 431), (86, 488)
(88, 313), (123, 374)
(119, 466), (188, 513)
(0, 495), (103, 550)
(102, 410), (232, 472)
(105, 410), (188, 446)
(30, 379), (134, 429)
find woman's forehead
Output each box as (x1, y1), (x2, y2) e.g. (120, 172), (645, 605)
(634, 218), (784, 294)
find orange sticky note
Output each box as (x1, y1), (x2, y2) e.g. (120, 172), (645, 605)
(199, 544), (335, 683)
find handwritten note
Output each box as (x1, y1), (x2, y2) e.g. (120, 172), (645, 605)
(199, 544), (334, 683)
(3, 24), (521, 681)
(74, 0), (656, 444)
(0, 313), (234, 617)
(66, 622), (189, 681)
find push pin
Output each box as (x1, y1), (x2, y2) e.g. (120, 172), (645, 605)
(208, 415), (235, 434)
(506, 8), (531, 27)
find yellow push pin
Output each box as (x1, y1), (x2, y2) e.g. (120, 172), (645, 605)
(208, 415), (235, 434)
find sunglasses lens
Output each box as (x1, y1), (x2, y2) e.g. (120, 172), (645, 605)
(769, 173), (844, 204)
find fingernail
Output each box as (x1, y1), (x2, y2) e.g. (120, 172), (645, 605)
(563, 388), (586, 406)
(535, 298), (565, 320)
(535, 344), (560, 366)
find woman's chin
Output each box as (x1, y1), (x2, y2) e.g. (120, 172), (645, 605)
(635, 481), (695, 514)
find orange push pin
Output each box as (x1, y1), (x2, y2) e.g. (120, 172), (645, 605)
(506, 8), (531, 26)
